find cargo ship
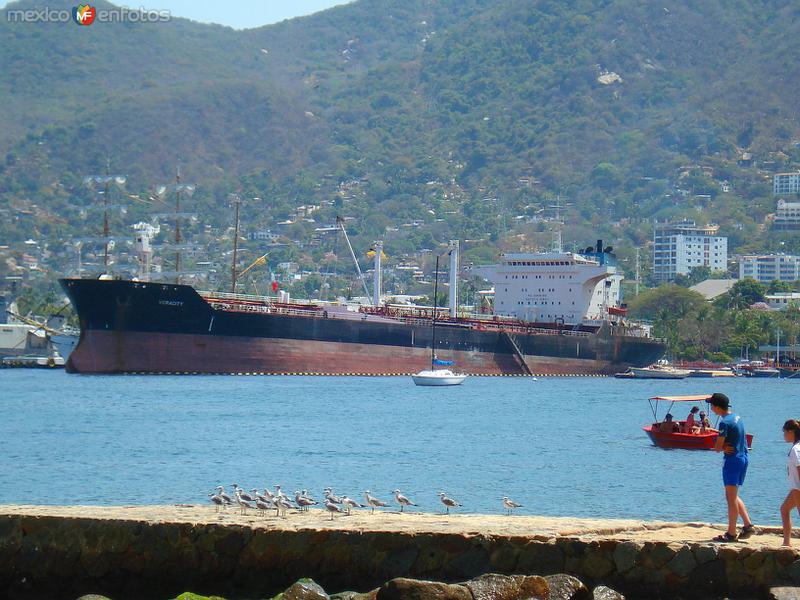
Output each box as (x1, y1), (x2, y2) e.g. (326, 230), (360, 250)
(59, 239), (665, 376)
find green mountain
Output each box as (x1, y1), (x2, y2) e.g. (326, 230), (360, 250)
(1, 0), (800, 281)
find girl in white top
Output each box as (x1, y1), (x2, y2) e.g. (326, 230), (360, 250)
(781, 419), (800, 546)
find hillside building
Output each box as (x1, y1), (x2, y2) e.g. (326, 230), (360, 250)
(765, 293), (800, 311)
(739, 254), (800, 283)
(773, 199), (800, 230)
(652, 221), (727, 283)
(774, 172), (800, 196)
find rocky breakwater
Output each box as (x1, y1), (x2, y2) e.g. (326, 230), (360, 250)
(1, 505), (800, 599)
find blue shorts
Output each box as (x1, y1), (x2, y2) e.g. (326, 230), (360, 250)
(722, 454), (748, 487)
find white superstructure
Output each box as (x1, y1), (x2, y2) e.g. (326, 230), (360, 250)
(469, 242), (623, 325)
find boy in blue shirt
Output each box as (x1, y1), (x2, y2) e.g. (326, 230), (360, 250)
(708, 392), (755, 542)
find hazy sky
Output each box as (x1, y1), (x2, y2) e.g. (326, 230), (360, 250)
(1, 0), (354, 29)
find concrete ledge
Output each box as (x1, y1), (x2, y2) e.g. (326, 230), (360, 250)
(0, 505), (798, 599)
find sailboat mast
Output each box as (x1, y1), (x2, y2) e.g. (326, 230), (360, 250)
(431, 254), (439, 369)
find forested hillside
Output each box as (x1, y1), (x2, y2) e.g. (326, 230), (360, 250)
(1, 0), (800, 282)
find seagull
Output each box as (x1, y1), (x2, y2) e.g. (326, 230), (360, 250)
(234, 489), (255, 515)
(392, 489), (417, 512)
(232, 484), (256, 503)
(301, 489), (316, 502)
(438, 492), (461, 514)
(295, 490), (318, 512)
(216, 486), (232, 505)
(324, 488), (343, 504)
(502, 497), (523, 515)
(324, 499), (346, 520)
(256, 489), (274, 504)
(364, 490), (389, 514)
(255, 496), (272, 516)
(274, 495), (294, 517)
(341, 495), (362, 514)
(274, 485), (289, 500)
(208, 492), (226, 511)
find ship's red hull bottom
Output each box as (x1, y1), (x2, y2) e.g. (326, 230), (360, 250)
(67, 330), (621, 376)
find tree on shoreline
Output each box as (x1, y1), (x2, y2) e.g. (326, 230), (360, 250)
(629, 283), (796, 361)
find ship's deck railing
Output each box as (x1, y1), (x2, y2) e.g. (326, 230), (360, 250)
(359, 305), (599, 337)
(201, 295), (651, 340)
(198, 290), (276, 304)
(205, 300), (326, 319)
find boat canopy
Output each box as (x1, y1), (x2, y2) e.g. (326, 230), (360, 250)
(647, 394), (714, 422)
(649, 395), (711, 402)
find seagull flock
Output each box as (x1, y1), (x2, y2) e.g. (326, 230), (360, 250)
(207, 484), (524, 520)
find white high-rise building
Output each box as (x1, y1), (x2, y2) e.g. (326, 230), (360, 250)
(739, 254), (800, 283)
(773, 199), (800, 230)
(653, 221), (727, 283)
(774, 172), (800, 196)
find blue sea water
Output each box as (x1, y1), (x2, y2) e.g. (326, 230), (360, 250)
(0, 370), (797, 525)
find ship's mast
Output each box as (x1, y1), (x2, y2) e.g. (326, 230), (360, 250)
(133, 222), (157, 282)
(448, 240), (459, 318)
(337, 216), (372, 303)
(83, 159), (126, 274)
(174, 166), (182, 281)
(154, 166), (195, 284)
(230, 194), (242, 294)
(102, 167), (110, 269)
(552, 230), (563, 253)
(373, 240), (383, 307)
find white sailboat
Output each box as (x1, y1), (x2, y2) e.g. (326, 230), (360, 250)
(412, 368), (466, 386)
(412, 254), (466, 386)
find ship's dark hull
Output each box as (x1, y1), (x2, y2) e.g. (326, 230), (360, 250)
(60, 279), (666, 375)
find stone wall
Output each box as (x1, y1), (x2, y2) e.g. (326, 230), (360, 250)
(1, 514), (800, 599)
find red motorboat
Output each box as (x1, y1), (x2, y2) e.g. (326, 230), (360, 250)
(643, 395), (754, 450)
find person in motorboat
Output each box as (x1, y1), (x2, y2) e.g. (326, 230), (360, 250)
(780, 419), (800, 546)
(658, 413), (675, 433)
(708, 393), (756, 543)
(699, 411), (710, 433)
(684, 406), (700, 434)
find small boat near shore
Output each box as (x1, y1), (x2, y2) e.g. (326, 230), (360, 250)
(617, 361), (691, 379)
(686, 368), (737, 378)
(643, 394), (754, 450)
(411, 369), (467, 386)
(749, 367), (780, 378)
(1, 353), (65, 369)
